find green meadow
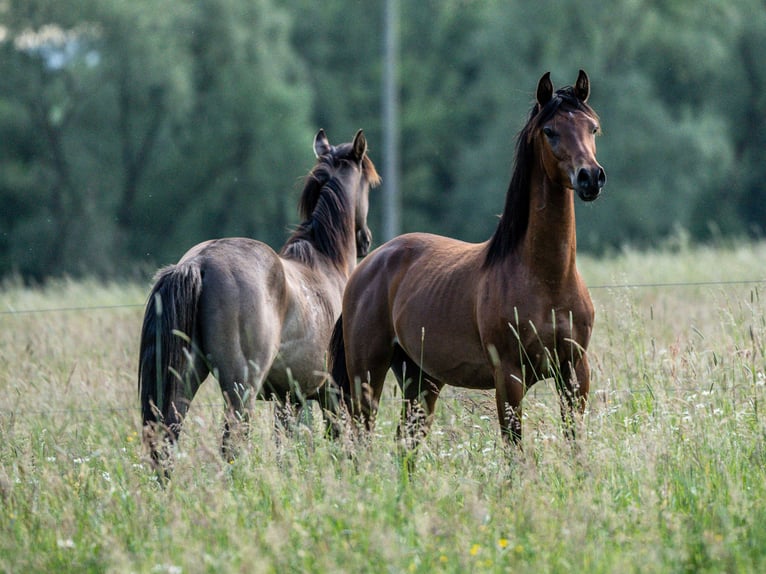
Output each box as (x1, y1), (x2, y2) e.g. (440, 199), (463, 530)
(2, 242), (766, 573)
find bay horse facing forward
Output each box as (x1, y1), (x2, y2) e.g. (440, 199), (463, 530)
(327, 71), (605, 450)
(139, 130), (379, 469)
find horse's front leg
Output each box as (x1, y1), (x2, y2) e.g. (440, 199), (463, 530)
(493, 359), (526, 448)
(273, 392), (312, 438)
(315, 380), (345, 439)
(395, 373), (444, 454)
(556, 354), (590, 440)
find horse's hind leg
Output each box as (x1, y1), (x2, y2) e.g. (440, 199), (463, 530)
(217, 347), (278, 461)
(273, 399), (294, 435)
(152, 354), (209, 474)
(557, 355), (590, 440)
(391, 345), (443, 453)
(271, 384), (306, 437)
(272, 395), (315, 453)
(339, 326), (394, 435)
(219, 374), (256, 462)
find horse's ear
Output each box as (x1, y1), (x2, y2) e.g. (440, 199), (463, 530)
(536, 72), (553, 108)
(314, 129), (332, 158)
(574, 69), (590, 103)
(352, 129), (367, 161)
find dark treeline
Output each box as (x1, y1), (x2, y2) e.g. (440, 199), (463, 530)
(1, 0), (764, 281)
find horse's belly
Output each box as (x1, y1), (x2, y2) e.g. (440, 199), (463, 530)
(410, 346), (494, 390)
(264, 343), (326, 397)
(439, 363), (495, 390)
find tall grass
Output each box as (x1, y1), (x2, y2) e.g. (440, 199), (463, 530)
(1, 244), (766, 573)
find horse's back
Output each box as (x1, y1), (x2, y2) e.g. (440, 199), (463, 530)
(357, 230), (483, 286)
(351, 232), (481, 285)
(183, 237), (287, 320)
(179, 237), (279, 270)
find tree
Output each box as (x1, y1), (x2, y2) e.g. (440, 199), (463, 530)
(0, 0), (314, 280)
(2, 0), (766, 281)
(128, 0), (314, 265)
(438, 0), (750, 250)
(285, 0), (387, 235)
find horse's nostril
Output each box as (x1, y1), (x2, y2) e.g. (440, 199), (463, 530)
(576, 167), (605, 190)
(577, 168), (591, 188)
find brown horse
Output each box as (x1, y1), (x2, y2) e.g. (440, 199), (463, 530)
(326, 71), (605, 451)
(139, 129), (379, 470)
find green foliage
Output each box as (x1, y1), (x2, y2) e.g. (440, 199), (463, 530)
(1, 0), (765, 279)
(0, 0), (314, 280)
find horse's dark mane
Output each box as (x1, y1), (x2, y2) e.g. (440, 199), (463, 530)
(484, 86), (598, 268)
(281, 144), (379, 267)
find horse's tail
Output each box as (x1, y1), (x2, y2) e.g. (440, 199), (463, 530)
(138, 262), (203, 441)
(319, 315), (354, 427)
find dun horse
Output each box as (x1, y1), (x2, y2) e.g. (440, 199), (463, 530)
(139, 129), (379, 469)
(326, 71), (605, 450)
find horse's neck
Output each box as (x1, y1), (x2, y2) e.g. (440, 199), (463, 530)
(520, 175), (579, 284)
(338, 216), (359, 279)
(319, 238), (356, 284)
(337, 248), (357, 280)
(306, 186), (359, 278)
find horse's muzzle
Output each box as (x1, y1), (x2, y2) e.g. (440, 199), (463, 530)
(356, 228), (372, 257)
(574, 166), (606, 202)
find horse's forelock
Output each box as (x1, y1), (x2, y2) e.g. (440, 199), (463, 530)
(530, 86), (598, 135)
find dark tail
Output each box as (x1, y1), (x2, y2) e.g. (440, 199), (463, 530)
(138, 262), (203, 440)
(317, 315), (353, 432)
(328, 315), (352, 404)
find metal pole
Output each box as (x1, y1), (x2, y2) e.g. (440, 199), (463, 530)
(382, 0), (400, 241)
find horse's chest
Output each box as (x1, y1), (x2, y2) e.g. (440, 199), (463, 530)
(514, 303), (592, 368)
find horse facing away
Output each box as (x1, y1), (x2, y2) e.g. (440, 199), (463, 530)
(326, 71), (605, 451)
(139, 129), (379, 470)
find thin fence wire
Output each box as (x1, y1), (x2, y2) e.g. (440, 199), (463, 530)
(1, 277), (764, 418)
(588, 278), (766, 289)
(0, 302), (144, 316)
(1, 277), (764, 316)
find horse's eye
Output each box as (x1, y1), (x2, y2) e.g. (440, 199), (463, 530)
(543, 127), (557, 138)
(592, 126), (600, 135)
